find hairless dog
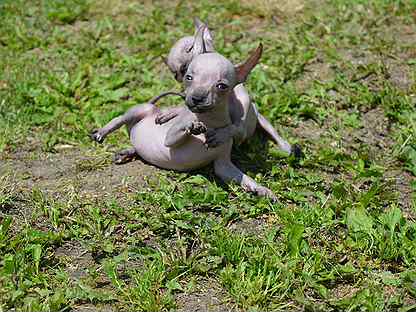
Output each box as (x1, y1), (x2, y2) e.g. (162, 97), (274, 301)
(91, 28), (277, 200)
(159, 18), (300, 156)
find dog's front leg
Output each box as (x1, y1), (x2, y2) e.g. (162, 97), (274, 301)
(214, 157), (277, 201)
(204, 124), (240, 148)
(164, 119), (207, 148)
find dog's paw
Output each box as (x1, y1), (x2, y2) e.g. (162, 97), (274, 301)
(113, 149), (137, 165)
(186, 121), (207, 135)
(256, 186), (278, 202)
(90, 129), (105, 143)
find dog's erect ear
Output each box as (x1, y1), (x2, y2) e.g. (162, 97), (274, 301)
(235, 43), (263, 84)
(203, 25), (214, 45)
(193, 17), (214, 42)
(192, 25), (214, 57)
(192, 18), (214, 53)
(193, 17), (204, 30)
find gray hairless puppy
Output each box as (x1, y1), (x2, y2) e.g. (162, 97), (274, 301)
(159, 18), (299, 156)
(91, 27), (277, 200)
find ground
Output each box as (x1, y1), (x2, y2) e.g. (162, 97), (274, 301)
(0, 0), (416, 311)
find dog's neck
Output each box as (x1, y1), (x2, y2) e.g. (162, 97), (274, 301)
(193, 100), (231, 129)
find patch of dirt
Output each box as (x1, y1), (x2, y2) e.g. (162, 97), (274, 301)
(338, 43), (414, 93)
(339, 49), (376, 67)
(240, 0), (307, 17)
(403, 294), (416, 307)
(386, 60), (414, 91)
(55, 240), (95, 281)
(347, 107), (393, 152)
(228, 215), (270, 237)
(176, 277), (240, 312)
(292, 119), (325, 143)
(71, 304), (115, 312)
(88, 0), (145, 19)
(295, 58), (335, 91)
(390, 24), (416, 57)
(295, 107), (393, 156)
(331, 283), (359, 300)
(0, 148), (156, 201)
(385, 169), (415, 219)
(54, 241), (123, 312)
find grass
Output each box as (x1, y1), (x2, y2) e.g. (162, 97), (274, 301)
(0, 0), (416, 311)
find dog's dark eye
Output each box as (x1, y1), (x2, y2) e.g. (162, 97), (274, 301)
(216, 83), (228, 90)
(185, 75), (193, 81)
(180, 63), (188, 76)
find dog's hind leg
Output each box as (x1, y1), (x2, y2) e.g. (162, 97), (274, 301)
(257, 113), (298, 156)
(214, 157), (277, 201)
(113, 147), (138, 165)
(91, 103), (159, 144)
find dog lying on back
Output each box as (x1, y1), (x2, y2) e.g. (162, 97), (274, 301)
(91, 26), (278, 199)
(159, 18), (299, 155)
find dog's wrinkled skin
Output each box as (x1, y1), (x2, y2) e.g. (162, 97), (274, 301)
(91, 30), (277, 200)
(158, 19), (296, 155)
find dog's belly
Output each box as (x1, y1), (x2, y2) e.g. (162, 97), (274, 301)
(130, 116), (228, 171)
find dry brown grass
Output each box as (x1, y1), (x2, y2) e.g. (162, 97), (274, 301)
(240, 0), (307, 17)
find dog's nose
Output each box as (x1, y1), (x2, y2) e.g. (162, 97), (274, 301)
(192, 95), (205, 105)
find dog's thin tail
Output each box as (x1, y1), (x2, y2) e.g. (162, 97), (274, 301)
(149, 91), (185, 105)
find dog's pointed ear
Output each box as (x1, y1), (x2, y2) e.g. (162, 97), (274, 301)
(194, 18), (213, 41)
(203, 25), (214, 47)
(193, 17), (204, 30)
(235, 43), (263, 84)
(192, 18), (214, 53)
(192, 25), (213, 57)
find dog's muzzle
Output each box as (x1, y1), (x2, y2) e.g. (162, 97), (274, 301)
(185, 90), (213, 112)
(191, 95), (206, 105)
